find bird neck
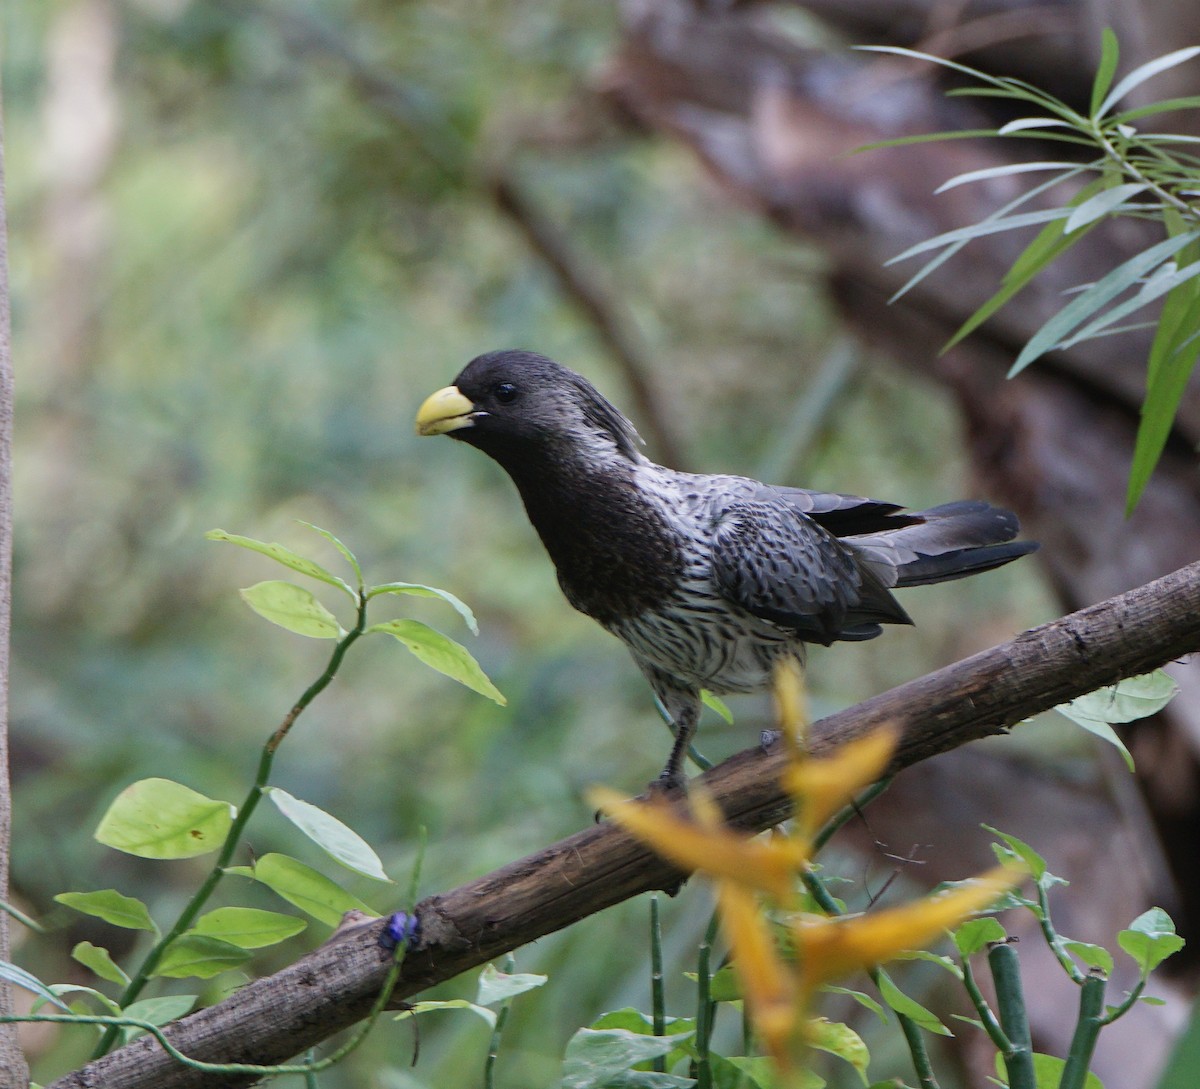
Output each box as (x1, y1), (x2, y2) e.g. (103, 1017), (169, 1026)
(500, 450), (683, 626)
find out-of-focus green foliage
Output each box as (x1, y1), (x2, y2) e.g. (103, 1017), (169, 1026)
(3, 0), (1048, 1082)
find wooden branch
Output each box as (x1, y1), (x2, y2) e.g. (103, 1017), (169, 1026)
(49, 560), (1200, 1089)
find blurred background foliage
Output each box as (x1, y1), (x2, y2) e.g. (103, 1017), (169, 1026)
(5, 0), (1051, 1082)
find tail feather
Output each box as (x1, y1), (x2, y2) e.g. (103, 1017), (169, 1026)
(845, 500), (1038, 588)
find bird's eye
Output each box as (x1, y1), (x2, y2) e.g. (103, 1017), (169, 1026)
(493, 382), (519, 404)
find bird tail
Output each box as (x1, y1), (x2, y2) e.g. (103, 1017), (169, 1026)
(844, 500), (1038, 589)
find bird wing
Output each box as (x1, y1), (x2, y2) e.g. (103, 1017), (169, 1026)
(711, 497), (911, 646)
(768, 486), (924, 536)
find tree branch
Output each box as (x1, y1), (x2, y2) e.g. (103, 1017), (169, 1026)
(49, 560), (1200, 1089)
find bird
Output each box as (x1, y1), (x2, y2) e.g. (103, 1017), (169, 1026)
(416, 349), (1037, 791)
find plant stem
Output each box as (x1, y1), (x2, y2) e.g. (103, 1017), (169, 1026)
(1059, 972), (1106, 1089)
(92, 595), (369, 1058)
(1098, 976), (1145, 1025)
(988, 941), (1036, 1089)
(484, 953), (516, 1089)
(959, 951), (1011, 1054)
(693, 910), (720, 1089)
(650, 893), (666, 1073)
(1035, 882), (1086, 984)
(811, 778), (892, 853)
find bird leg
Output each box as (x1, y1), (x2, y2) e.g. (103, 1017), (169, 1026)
(653, 699), (699, 794)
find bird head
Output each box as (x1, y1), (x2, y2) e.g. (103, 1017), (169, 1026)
(415, 350), (644, 465)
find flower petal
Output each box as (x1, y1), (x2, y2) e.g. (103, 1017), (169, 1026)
(784, 727), (899, 836)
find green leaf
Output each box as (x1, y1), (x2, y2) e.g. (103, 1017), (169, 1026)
(807, 1017), (870, 1085)
(1118, 907), (1185, 976)
(983, 826), (1049, 881)
(700, 690), (734, 725)
(709, 1054), (794, 1089)
(890, 949), (963, 979)
(999, 1052), (1103, 1089)
(394, 998), (497, 1029)
(877, 973), (952, 1036)
(1063, 183), (1151, 233)
(1097, 45), (1200, 117)
(206, 529), (354, 598)
(71, 941), (130, 987)
(267, 787), (390, 882)
(367, 581), (479, 635)
(1056, 671), (1180, 771)
(118, 994), (199, 1045)
(476, 962), (548, 1006)
(153, 934), (251, 980)
(888, 208), (1073, 266)
(37, 983), (121, 1017)
(934, 161), (1080, 194)
(954, 917), (1007, 957)
(94, 778), (234, 859)
(1063, 940), (1114, 975)
(54, 889), (158, 934)
(296, 521), (363, 590)
(239, 580), (344, 639)
(561, 1027), (695, 1089)
(368, 618), (506, 704)
(190, 907), (307, 949)
(1127, 278), (1200, 512)
(1058, 260), (1200, 351)
(246, 852), (377, 927)
(1010, 229), (1200, 375)
(0, 960), (71, 1011)
(823, 984), (887, 1023)
(1090, 28), (1120, 117)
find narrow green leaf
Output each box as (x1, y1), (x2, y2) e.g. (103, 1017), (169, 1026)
(1127, 283), (1200, 511)
(1090, 28), (1121, 117)
(891, 949), (963, 979)
(71, 941), (130, 987)
(1118, 907), (1185, 976)
(476, 962), (548, 1006)
(246, 852), (377, 927)
(1063, 940), (1114, 975)
(1112, 95), (1200, 125)
(152, 934), (250, 980)
(38, 983), (122, 1017)
(877, 973), (952, 1036)
(54, 889), (158, 934)
(1098, 45), (1200, 117)
(934, 161), (1079, 194)
(821, 990), (884, 1030)
(118, 994), (198, 1046)
(239, 580), (344, 639)
(206, 530), (354, 598)
(295, 521), (363, 590)
(94, 778), (234, 860)
(368, 618), (506, 704)
(888, 208), (1073, 266)
(954, 917), (1007, 957)
(190, 906), (307, 949)
(367, 581), (479, 635)
(1064, 183), (1151, 233)
(807, 1017), (870, 1085)
(997, 117), (1078, 134)
(394, 998), (497, 1029)
(700, 690), (734, 725)
(267, 787), (390, 882)
(1010, 229), (1200, 374)
(1, 961), (71, 1011)
(1059, 259), (1200, 350)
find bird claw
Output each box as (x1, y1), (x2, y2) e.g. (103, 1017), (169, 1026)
(380, 911), (421, 953)
(759, 728), (781, 753)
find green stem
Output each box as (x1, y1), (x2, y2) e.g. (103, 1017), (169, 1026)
(1059, 973), (1107, 1089)
(484, 953), (516, 1089)
(960, 951), (1011, 1054)
(1098, 976), (1145, 1025)
(92, 595), (369, 1059)
(812, 778), (892, 854)
(693, 910), (720, 1089)
(988, 941), (1036, 1089)
(0, 898), (46, 934)
(650, 894), (666, 1073)
(1036, 882), (1086, 985)
(1093, 123), (1200, 220)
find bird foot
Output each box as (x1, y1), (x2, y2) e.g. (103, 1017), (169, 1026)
(759, 728), (781, 753)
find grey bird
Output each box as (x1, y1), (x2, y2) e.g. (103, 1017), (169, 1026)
(416, 349), (1037, 790)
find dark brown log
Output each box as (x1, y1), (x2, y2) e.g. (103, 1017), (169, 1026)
(49, 560), (1200, 1089)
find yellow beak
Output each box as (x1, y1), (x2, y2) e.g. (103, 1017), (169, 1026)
(415, 386), (477, 436)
